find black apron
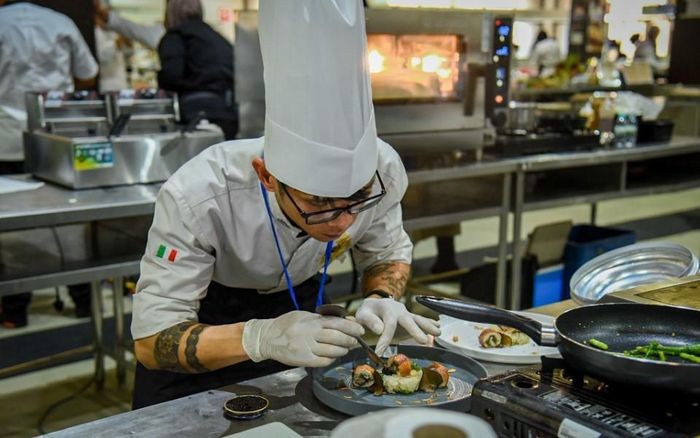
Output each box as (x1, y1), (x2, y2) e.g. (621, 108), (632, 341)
(132, 276), (322, 409)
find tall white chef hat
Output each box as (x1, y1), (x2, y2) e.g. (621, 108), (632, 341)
(259, 0), (377, 198)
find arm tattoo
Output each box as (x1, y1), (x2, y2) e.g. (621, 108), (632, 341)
(154, 322), (210, 373)
(362, 263), (410, 298)
(184, 324), (209, 373)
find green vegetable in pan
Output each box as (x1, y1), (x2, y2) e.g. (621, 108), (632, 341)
(621, 342), (700, 364)
(588, 338), (609, 351)
(679, 352), (700, 364)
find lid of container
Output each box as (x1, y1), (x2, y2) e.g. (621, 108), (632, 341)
(569, 242), (699, 306)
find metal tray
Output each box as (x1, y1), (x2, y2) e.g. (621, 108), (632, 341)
(570, 242), (699, 305)
(311, 345), (487, 416)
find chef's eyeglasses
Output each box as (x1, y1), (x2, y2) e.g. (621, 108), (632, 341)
(282, 171), (386, 225)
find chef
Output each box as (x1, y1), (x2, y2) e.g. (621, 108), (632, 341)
(131, 0), (440, 409)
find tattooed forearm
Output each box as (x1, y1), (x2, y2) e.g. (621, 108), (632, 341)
(362, 262), (411, 298)
(154, 321), (210, 373)
(185, 324), (209, 373)
(154, 322), (192, 372)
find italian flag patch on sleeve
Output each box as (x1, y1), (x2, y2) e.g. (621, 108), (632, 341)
(156, 244), (178, 262)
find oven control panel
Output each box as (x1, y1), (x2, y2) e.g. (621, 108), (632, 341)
(485, 16), (513, 127)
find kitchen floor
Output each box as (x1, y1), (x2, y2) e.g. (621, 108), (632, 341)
(1, 188), (699, 437)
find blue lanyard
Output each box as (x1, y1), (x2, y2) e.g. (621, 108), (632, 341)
(260, 183), (333, 310)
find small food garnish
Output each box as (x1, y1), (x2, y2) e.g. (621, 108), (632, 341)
(479, 328), (502, 348)
(680, 352), (700, 364)
(479, 326), (529, 348)
(419, 361), (450, 392)
(351, 364), (376, 388)
(588, 338), (609, 351)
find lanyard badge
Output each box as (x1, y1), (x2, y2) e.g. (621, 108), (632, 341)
(260, 183), (333, 310)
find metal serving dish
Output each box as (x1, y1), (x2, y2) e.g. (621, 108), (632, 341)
(570, 242), (699, 305)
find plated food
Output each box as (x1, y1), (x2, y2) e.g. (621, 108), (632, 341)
(478, 325), (530, 348)
(437, 313), (560, 364)
(351, 354), (450, 395)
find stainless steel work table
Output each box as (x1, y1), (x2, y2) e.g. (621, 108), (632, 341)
(44, 355), (516, 438)
(0, 153), (519, 306)
(507, 135), (700, 309)
(3, 136), (700, 384)
(0, 178), (159, 385)
(0, 176), (159, 233)
(402, 154), (518, 309)
(44, 302), (568, 437)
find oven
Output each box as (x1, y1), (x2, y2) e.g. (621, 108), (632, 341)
(234, 7), (494, 156)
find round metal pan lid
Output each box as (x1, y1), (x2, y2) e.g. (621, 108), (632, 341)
(570, 242), (699, 305)
(311, 345), (487, 417)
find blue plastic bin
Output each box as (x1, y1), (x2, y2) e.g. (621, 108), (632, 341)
(562, 225), (636, 299)
(532, 264), (564, 307)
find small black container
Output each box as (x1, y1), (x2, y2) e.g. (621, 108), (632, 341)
(637, 119), (674, 144)
(223, 395), (269, 420)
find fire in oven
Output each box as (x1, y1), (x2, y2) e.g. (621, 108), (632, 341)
(367, 33), (464, 103)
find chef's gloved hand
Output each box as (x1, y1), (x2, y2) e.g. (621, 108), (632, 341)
(355, 297), (441, 356)
(242, 310), (365, 367)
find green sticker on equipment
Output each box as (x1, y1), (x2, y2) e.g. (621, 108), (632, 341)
(74, 142), (114, 171)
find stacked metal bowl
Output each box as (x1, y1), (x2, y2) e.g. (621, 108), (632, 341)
(569, 242), (699, 305)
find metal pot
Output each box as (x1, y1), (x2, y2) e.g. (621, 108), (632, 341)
(505, 102), (537, 132)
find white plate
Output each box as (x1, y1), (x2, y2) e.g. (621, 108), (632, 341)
(436, 311), (560, 364)
(383, 408), (496, 438)
(331, 408), (496, 438)
(223, 422), (302, 438)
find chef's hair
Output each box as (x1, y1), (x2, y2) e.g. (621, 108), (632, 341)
(165, 0), (203, 30)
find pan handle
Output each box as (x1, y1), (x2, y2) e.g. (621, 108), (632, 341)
(416, 296), (558, 346)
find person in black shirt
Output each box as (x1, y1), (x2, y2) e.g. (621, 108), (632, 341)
(158, 0), (238, 140)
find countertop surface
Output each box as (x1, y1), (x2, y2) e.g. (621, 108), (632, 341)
(44, 305), (562, 438)
(3, 136), (699, 232)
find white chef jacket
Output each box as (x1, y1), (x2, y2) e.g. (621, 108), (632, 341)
(95, 27), (128, 92)
(531, 38), (561, 77)
(0, 2), (98, 160)
(105, 11), (164, 51)
(132, 137), (413, 339)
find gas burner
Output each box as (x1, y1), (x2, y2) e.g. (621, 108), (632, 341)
(471, 361), (700, 437)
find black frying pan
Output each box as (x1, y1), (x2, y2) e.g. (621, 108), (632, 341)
(416, 296), (700, 394)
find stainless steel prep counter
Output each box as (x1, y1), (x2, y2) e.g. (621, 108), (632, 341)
(42, 357), (516, 438)
(3, 135), (700, 386)
(3, 135), (700, 308)
(44, 295), (568, 437)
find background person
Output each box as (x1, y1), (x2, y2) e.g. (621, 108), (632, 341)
(157, 0), (238, 140)
(94, 0), (164, 51)
(0, 0), (98, 328)
(531, 30), (561, 78)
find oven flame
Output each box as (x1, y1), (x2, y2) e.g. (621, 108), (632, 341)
(368, 49), (386, 73)
(421, 54), (444, 73)
(367, 34), (461, 100)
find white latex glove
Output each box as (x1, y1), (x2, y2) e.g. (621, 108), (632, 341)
(355, 298), (441, 356)
(242, 310), (365, 367)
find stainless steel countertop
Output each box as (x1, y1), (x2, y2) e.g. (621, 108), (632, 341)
(0, 175), (159, 232)
(515, 135), (700, 172)
(39, 303), (559, 437)
(44, 307), (559, 436)
(3, 136), (698, 233)
(43, 359), (516, 438)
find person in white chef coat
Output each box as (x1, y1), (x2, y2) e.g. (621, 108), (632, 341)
(531, 30), (561, 78)
(0, 0), (98, 328)
(131, 0), (440, 408)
